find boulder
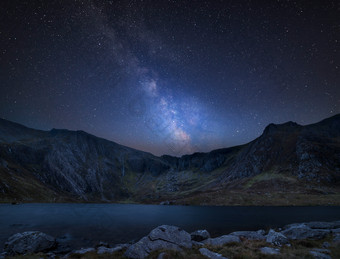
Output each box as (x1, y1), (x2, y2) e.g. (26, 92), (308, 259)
(230, 230), (265, 240)
(266, 229), (289, 246)
(199, 248), (228, 259)
(281, 225), (330, 240)
(191, 230), (211, 241)
(124, 225), (192, 259)
(306, 221), (340, 229)
(203, 235), (240, 247)
(4, 231), (56, 255)
(259, 247), (280, 255)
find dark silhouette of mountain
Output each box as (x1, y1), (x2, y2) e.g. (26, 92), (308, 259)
(0, 114), (339, 204)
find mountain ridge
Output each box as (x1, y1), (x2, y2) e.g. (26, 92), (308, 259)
(0, 114), (339, 205)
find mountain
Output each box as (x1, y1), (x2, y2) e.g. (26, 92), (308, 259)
(0, 115), (339, 205)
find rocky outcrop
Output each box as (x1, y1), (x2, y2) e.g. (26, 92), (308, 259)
(190, 230), (211, 241)
(281, 224), (330, 240)
(4, 231), (56, 255)
(266, 229), (289, 246)
(124, 225), (192, 258)
(230, 230), (265, 240)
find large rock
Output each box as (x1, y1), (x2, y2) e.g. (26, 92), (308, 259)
(230, 230), (265, 240)
(124, 225), (192, 259)
(281, 224), (330, 240)
(4, 231), (56, 255)
(266, 229), (289, 246)
(306, 221), (340, 229)
(191, 230), (211, 241)
(199, 248), (228, 259)
(203, 235), (240, 247)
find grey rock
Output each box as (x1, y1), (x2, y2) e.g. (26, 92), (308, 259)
(72, 247), (95, 254)
(97, 246), (123, 254)
(203, 235), (240, 247)
(306, 221), (340, 229)
(259, 247), (280, 255)
(4, 231), (56, 255)
(309, 250), (332, 259)
(266, 229), (289, 246)
(199, 248), (228, 259)
(281, 225), (330, 240)
(191, 230), (211, 241)
(124, 225), (192, 259)
(148, 225), (192, 248)
(230, 230), (265, 240)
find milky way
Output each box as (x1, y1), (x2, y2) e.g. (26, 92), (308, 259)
(0, 0), (339, 156)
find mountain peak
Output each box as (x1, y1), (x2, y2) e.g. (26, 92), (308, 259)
(263, 121), (300, 135)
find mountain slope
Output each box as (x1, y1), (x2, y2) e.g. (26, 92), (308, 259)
(0, 115), (339, 204)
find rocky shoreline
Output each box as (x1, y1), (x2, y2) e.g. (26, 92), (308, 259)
(1, 220), (340, 258)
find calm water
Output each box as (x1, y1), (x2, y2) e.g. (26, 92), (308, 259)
(0, 204), (339, 250)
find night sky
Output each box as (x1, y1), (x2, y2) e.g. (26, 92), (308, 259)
(0, 0), (339, 156)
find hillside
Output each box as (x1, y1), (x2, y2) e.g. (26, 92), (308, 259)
(0, 115), (339, 205)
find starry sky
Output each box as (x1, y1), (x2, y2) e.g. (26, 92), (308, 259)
(0, 0), (339, 156)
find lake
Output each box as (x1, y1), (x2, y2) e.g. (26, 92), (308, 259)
(0, 204), (340, 251)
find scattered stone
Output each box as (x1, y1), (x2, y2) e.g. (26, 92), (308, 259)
(230, 230), (265, 240)
(72, 247), (95, 254)
(281, 224), (330, 240)
(309, 250), (332, 259)
(4, 231), (56, 255)
(259, 247), (280, 255)
(203, 235), (240, 247)
(124, 225), (192, 259)
(191, 230), (211, 241)
(97, 246), (124, 254)
(322, 242), (330, 248)
(266, 229), (289, 246)
(199, 248), (228, 259)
